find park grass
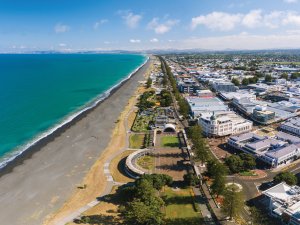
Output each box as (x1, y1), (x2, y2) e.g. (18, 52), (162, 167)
(261, 61), (300, 65)
(129, 134), (145, 149)
(161, 136), (179, 148)
(239, 170), (258, 176)
(163, 187), (202, 225)
(109, 150), (134, 183)
(137, 155), (155, 171)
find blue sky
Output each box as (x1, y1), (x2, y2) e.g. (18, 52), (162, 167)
(1, 0), (300, 52)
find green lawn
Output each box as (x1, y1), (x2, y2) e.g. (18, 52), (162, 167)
(137, 155), (155, 171)
(261, 61), (300, 65)
(161, 136), (179, 148)
(163, 187), (202, 225)
(239, 170), (258, 176)
(129, 134), (145, 149)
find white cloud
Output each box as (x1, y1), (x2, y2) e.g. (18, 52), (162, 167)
(120, 11), (142, 29)
(191, 10), (300, 31)
(283, 12), (300, 26)
(150, 38), (159, 43)
(130, 39), (141, 43)
(181, 33), (300, 50)
(54, 23), (70, 33)
(94, 19), (108, 30)
(242, 10), (262, 28)
(283, 0), (298, 3)
(147, 18), (179, 34)
(191, 12), (242, 31)
(58, 43), (66, 47)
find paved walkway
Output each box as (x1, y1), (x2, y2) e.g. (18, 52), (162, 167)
(56, 104), (138, 225)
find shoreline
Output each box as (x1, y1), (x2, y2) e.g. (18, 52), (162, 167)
(0, 56), (151, 225)
(0, 56), (149, 177)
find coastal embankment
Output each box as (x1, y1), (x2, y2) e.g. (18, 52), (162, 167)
(0, 56), (151, 225)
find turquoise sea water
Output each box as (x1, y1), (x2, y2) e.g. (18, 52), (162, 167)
(0, 54), (146, 167)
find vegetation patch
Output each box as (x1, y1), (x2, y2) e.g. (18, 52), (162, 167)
(239, 170), (258, 176)
(161, 136), (179, 148)
(137, 154), (155, 171)
(131, 114), (153, 132)
(163, 187), (202, 225)
(129, 134), (145, 149)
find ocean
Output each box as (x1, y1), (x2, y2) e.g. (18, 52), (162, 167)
(0, 53), (147, 168)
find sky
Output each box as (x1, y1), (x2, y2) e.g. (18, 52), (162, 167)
(2, 0), (300, 52)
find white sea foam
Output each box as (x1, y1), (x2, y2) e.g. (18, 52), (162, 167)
(0, 55), (149, 170)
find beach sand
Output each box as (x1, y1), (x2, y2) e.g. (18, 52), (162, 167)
(0, 57), (151, 225)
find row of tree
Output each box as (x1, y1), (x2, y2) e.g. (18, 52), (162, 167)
(159, 56), (190, 118)
(120, 174), (173, 225)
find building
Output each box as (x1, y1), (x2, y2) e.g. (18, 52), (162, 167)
(280, 118), (300, 137)
(211, 81), (238, 93)
(186, 96), (228, 118)
(196, 89), (214, 98)
(263, 182), (300, 225)
(219, 91), (256, 101)
(199, 111), (253, 137)
(177, 77), (200, 94)
(252, 106), (276, 124)
(228, 132), (300, 167)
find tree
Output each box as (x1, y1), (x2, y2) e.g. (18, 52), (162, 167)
(273, 172), (297, 186)
(242, 78), (249, 86)
(178, 98), (190, 118)
(146, 77), (152, 88)
(206, 160), (228, 178)
(249, 207), (270, 225)
(183, 173), (199, 186)
(280, 73), (289, 80)
(291, 72), (300, 80)
(225, 155), (244, 174)
(265, 74), (272, 82)
(231, 78), (240, 86)
(159, 90), (172, 107)
(222, 185), (244, 221)
(123, 198), (165, 225)
(240, 153), (256, 171)
(211, 173), (226, 197)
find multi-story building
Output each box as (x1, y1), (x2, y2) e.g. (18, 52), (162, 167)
(211, 81), (238, 93)
(199, 111), (253, 137)
(252, 107), (276, 124)
(263, 182), (300, 225)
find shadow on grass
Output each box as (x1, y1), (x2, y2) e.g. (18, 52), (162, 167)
(117, 157), (132, 180)
(163, 195), (196, 206)
(74, 215), (120, 225)
(163, 143), (179, 148)
(165, 217), (204, 225)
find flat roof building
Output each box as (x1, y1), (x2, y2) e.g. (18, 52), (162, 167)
(186, 96), (228, 118)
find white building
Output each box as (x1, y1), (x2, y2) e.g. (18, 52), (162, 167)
(198, 111), (252, 137)
(263, 182), (300, 225)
